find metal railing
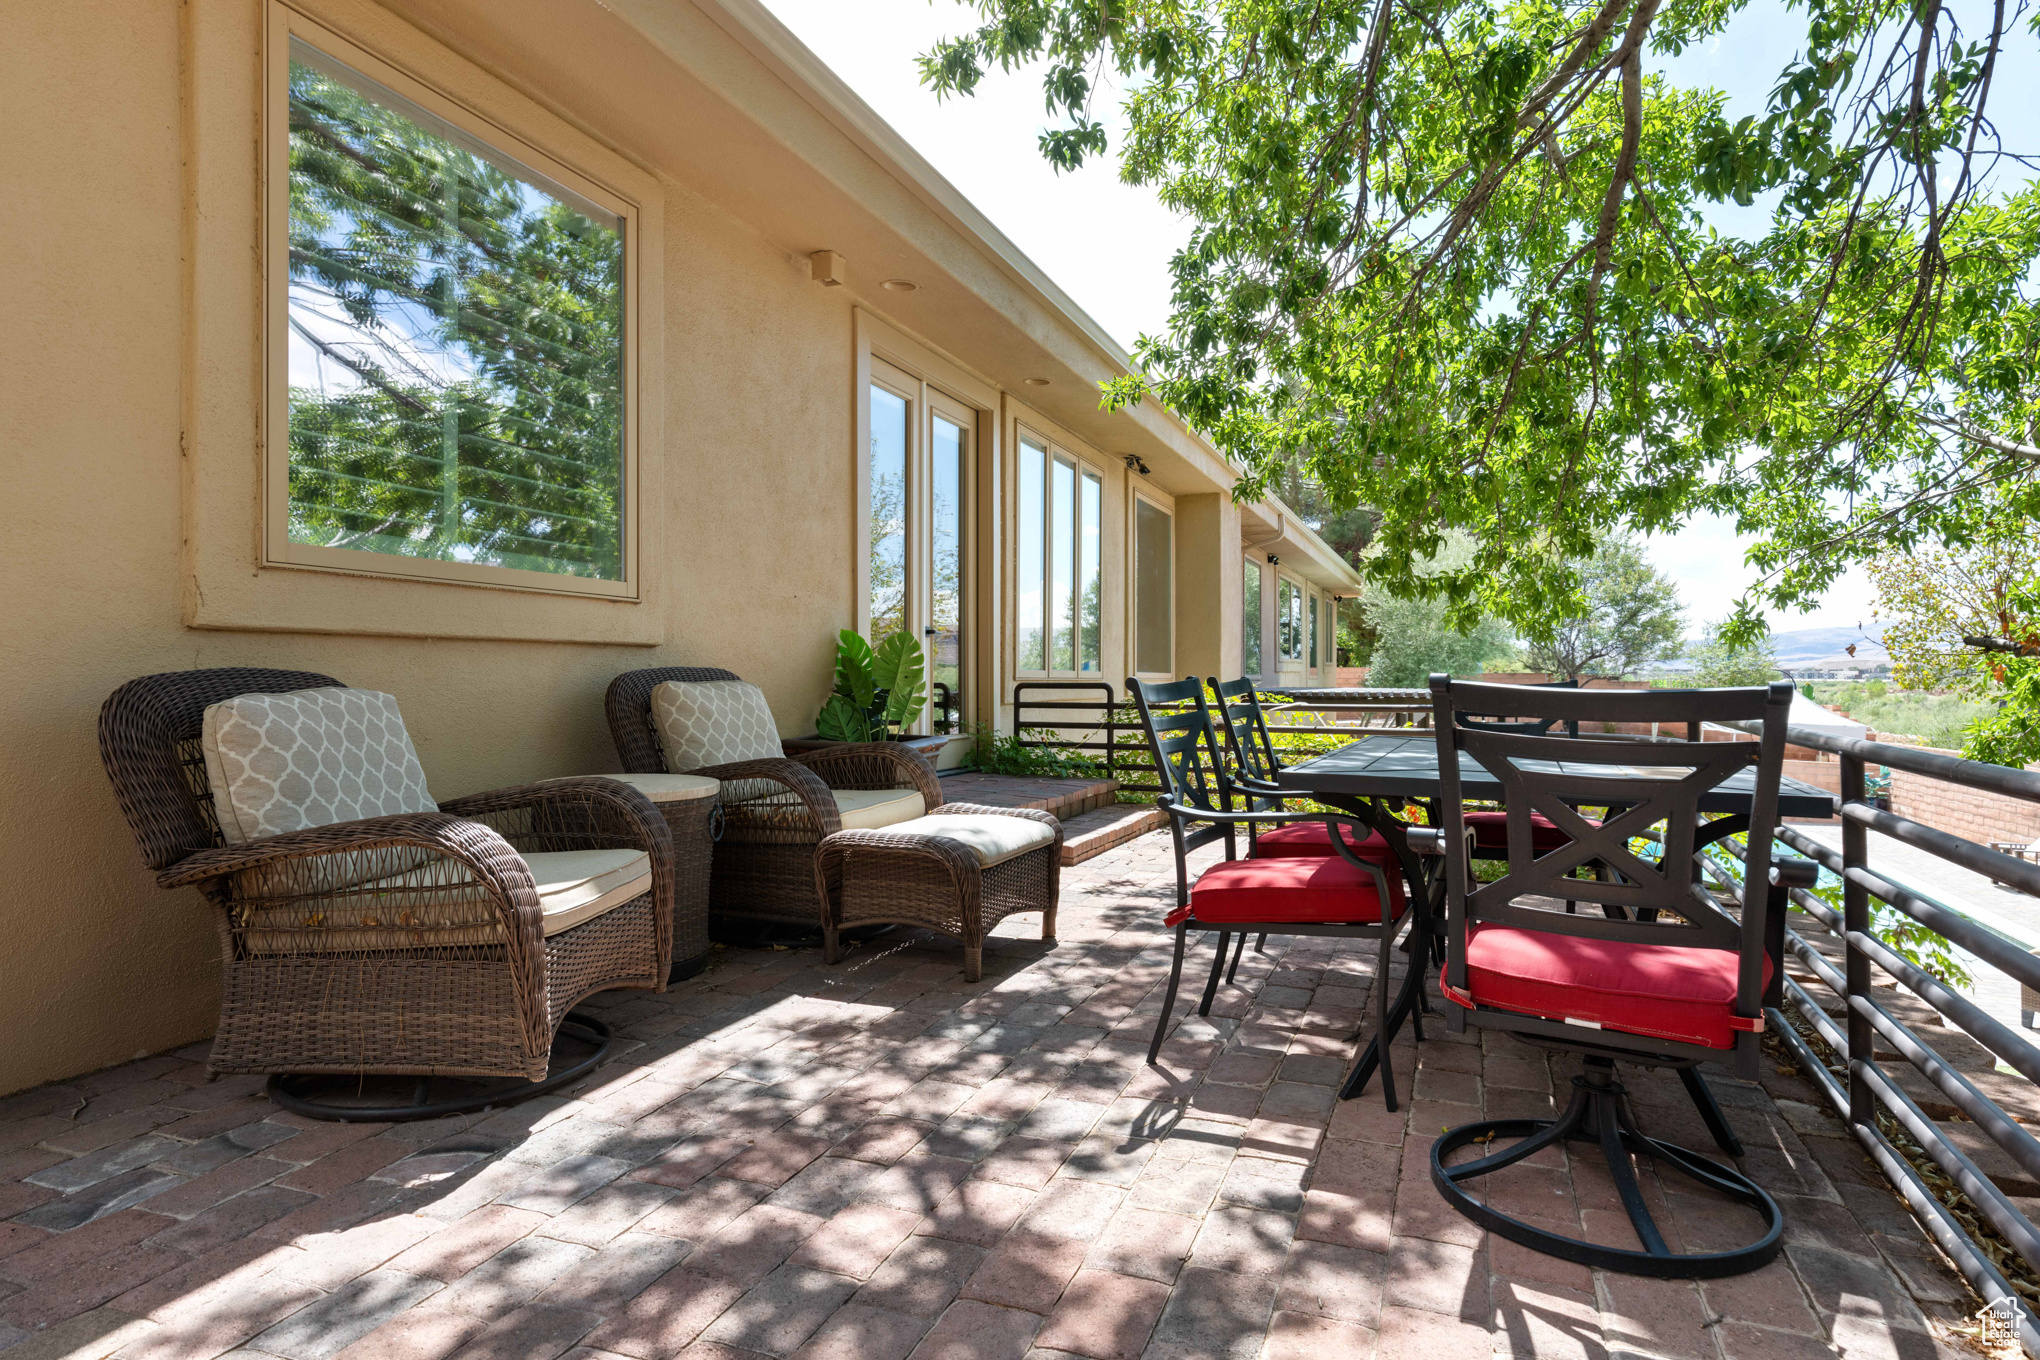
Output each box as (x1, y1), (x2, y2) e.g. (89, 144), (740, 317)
(1721, 720), (2040, 1352)
(1009, 682), (1433, 796)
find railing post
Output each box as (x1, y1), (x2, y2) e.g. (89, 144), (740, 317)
(1842, 752), (1873, 1126)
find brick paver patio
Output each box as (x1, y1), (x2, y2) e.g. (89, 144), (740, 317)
(0, 832), (1985, 1360)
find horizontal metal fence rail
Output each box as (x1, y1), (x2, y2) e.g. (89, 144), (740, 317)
(1717, 719), (2040, 1352)
(1010, 684), (1436, 791)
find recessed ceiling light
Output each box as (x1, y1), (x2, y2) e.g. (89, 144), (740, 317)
(881, 279), (917, 292)
(1023, 377), (1050, 386)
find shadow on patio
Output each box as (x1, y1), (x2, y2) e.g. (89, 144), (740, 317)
(0, 833), (1978, 1360)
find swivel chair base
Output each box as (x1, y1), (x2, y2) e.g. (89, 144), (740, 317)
(1431, 1056), (1782, 1278)
(266, 1013), (612, 1122)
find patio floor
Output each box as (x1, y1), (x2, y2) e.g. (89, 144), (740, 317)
(0, 832), (1987, 1360)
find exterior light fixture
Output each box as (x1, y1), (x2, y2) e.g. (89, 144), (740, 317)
(1266, 553), (1280, 566)
(1123, 454), (1151, 476)
(809, 250), (847, 287)
(881, 279), (917, 292)
(1023, 377), (1050, 386)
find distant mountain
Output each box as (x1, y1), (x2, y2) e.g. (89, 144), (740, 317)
(1765, 626), (1887, 669)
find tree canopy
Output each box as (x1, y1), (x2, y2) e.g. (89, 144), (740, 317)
(921, 0), (2039, 643)
(1522, 535), (1684, 678)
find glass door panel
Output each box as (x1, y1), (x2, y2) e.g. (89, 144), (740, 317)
(1017, 438), (1046, 673)
(868, 384), (908, 645)
(930, 409), (968, 734)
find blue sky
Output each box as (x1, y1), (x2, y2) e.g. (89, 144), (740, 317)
(759, 0), (2033, 640)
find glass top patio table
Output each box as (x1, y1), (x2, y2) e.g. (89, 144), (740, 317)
(1276, 731), (1839, 820)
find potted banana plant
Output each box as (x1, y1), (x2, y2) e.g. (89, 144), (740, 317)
(817, 629), (927, 742)
(800, 630), (975, 768)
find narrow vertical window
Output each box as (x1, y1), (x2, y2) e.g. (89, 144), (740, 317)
(1050, 459), (1077, 671)
(931, 412), (966, 731)
(1078, 472), (1102, 673)
(1308, 593), (1319, 668)
(1017, 438), (1046, 672)
(1135, 499), (1173, 675)
(1242, 559), (1262, 678)
(868, 384), (908, 644)
(284, 40), (626, 584)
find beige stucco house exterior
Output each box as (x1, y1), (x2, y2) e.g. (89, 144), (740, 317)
(1, 0), (1362, 1096)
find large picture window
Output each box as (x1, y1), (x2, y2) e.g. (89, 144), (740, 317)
(1242, 558), (1263, 678)
(277, 37), (631, 591)
(1016, 433), (1102, 676)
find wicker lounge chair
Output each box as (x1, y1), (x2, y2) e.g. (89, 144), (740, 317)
(605, 666), (942, 932)
(99, 668), (671, 1119)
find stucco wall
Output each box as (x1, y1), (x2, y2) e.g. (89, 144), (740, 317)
(0, 0), (859, 1095)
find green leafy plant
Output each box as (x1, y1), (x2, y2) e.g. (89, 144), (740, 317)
(816, 629), (928, 742)
(969, 722), (1107, 779)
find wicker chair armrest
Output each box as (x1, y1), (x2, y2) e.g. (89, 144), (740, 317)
(794, 742), (943, 808)
(157, 811), (527, 896)
(438, 777), (675, 867)
(696, 757), (842, 837)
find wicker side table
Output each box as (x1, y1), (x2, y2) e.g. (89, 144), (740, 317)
(817, 803), (1062, 982)
(570, 774), (720, 980)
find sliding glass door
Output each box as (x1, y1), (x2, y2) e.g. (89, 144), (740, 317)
(866, 360), (972, 733)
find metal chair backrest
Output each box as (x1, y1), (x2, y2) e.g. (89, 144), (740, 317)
(1127, 677), (1235, 853)
(1454, 677), (1582, 737)
(1429, 674), (1794, 1052)
(99, 668), (345, 869)
(1209, 676), (1282, 793)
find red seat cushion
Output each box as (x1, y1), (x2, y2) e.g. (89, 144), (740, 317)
(1463, 809), (1596, 852)
(1173, 854), (1406, 928)
(1445, 924), (1771, 1050)
(1251, 821), (1396, 860)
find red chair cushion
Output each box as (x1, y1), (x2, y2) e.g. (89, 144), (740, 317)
(1252, 821), (1396, 860)
(1446, 924), (1771, 1050)
(1463, 809), (1597, 852)
(1173, 854), (1406, 928)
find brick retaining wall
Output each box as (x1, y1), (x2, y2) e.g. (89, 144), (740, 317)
(1890, 749), (2040, 848)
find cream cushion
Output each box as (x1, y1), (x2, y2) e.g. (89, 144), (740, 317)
(887, 813), (1056, 868)
(201, 687), (437, 844)
(650, 681), (783, 774)
(833, 788), (927, 831)
(237, 847), (653, 955)
(548, 773), (720, 803)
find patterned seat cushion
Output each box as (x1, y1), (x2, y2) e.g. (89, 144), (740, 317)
(650, 681), (784, 791)
(201, 687), (437, 844)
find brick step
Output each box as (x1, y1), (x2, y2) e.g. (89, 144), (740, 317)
(1058, 804), (1166, 865)
(936, 771), (1119, 821)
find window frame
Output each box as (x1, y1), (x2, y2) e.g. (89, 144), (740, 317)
(1277, 575), (1305, 664)
(262, 6), (642, 600)
(1012, 423), (1108, 681)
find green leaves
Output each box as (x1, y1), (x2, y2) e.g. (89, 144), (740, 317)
(834, 630), (877, 709)
(817, 694), (875, 744)
(818, 628), (928, 741)
(919, 0), (2037, 648)
(873, 632), (927, 729)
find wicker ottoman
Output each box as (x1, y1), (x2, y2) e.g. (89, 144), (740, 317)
(817, 803), (1062, 982)
(579, 774), (720, 980)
